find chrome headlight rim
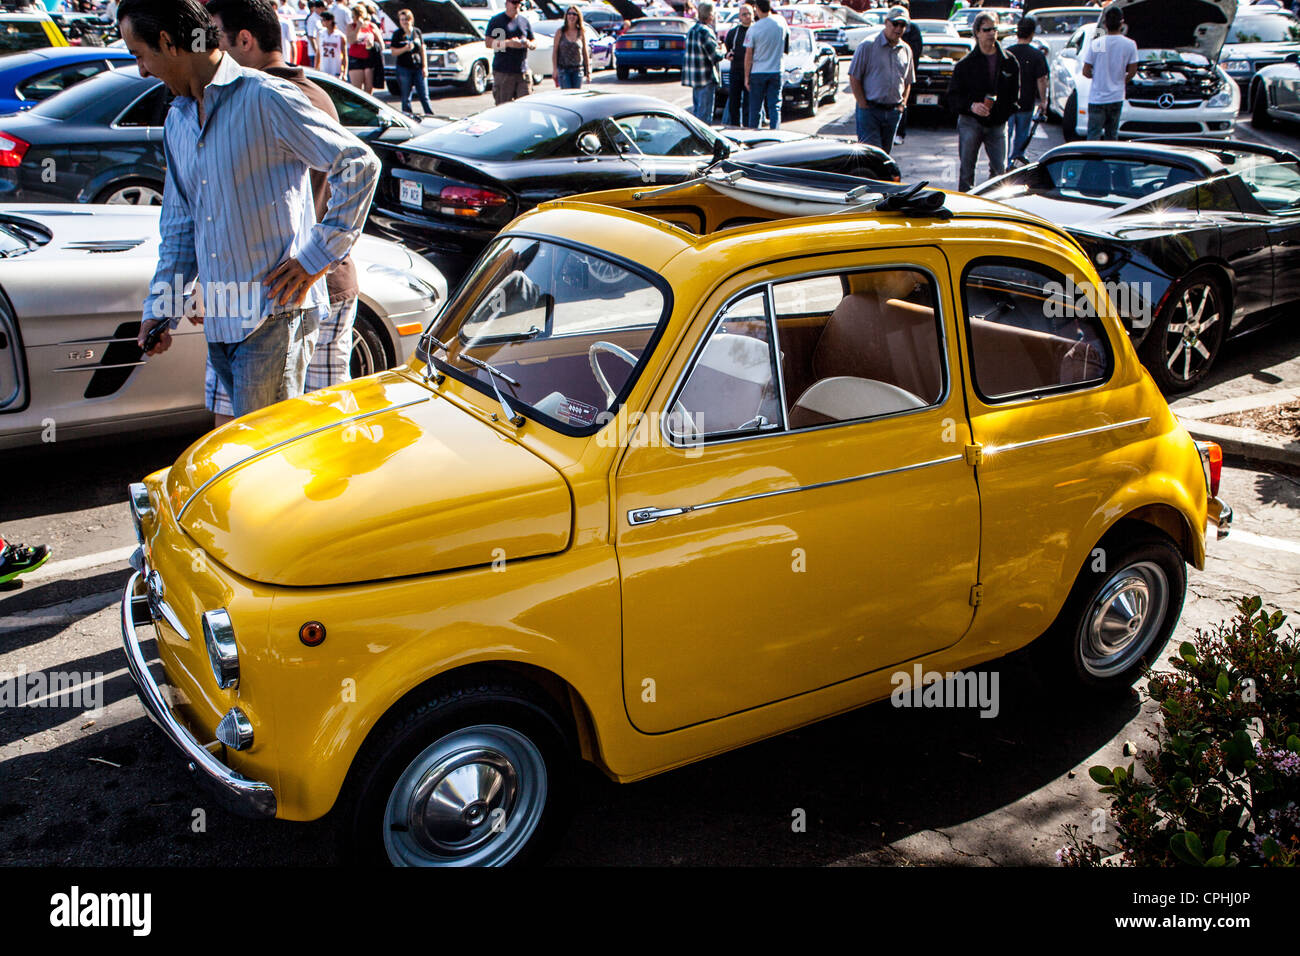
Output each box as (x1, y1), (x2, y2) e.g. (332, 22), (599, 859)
(202, 608), (240, 691)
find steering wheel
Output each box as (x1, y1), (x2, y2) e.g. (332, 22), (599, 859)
(589, 341), (637, 405)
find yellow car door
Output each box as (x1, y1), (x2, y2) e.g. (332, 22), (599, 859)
(615, 247), (982, 734)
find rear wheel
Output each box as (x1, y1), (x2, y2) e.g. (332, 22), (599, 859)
(97, 180), (164, 206)
(617, 63), (629, 80)
(1033, 530), (1186, 694)
(339, 677), (574, 867)
(1251, 81), (1274, 129)
(1139, 269), (1228, 393)
(1062, 89), (1080, 141)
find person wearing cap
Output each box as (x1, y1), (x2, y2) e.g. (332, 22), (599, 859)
(848, 6), (914, 153)
(947, 10), (1019, 192)
(487, 0), (536, 104)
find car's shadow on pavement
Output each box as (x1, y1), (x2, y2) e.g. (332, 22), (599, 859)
(0, 653), (1139, 865)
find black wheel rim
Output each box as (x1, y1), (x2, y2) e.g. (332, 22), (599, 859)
(1163, 281), (1221, 384)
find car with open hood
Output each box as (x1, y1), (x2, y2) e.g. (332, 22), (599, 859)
(379, 0), (494, 95)
(1050, 0), (1240, 140)
(121, 162), (1229, 866)
(1219, 9), (1300, 95)
(0, 204), (448, 450)
(949, 6), (1022, 39)
(974, 137), (1300, 392)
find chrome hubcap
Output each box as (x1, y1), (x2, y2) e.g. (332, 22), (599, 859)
(107, 185), (163, 206)
(383, 725), (547, 866)
(1165, 283), (1219, 382)
(1080, 560), (1170, 678)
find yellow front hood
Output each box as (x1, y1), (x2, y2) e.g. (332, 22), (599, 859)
(165, 371), (572, 586)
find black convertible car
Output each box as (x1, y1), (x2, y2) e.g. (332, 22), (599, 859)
(975, 137), (1300, 392)
(716, 27), (839, 120)
(367, 90), (898, 268)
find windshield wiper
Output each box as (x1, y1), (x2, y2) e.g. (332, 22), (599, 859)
(461, 354), (525, 427)
(417, 332), (451, 383)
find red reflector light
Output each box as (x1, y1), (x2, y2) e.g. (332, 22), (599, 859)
(438, 184), (508, 217)
(1207, 441), (1222, 499)
(0, 132), (30, 168)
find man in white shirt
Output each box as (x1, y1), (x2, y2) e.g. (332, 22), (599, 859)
(304, 0), (325, 62)
(329, 0), (352, 32)
(1081, 4), (1138, 140)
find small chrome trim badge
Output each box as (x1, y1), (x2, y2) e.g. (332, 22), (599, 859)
(628, 454), (964, 526)
(177, 397), (431, 521)
(993, 418), (1150, 455)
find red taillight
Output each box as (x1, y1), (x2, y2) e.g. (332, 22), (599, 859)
(438, 184), (508, 218)
(0, 132), (30, 168)
(1207, 441), (1222, 498)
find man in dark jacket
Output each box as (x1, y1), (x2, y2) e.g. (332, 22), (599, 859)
(723, 2), (752, 126)
(946, 10), (1019, 191)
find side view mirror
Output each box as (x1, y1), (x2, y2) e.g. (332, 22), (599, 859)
(711, 136), (732, 163)
(578, 131), (602, 155)
(1287, 51), (1300, 64)
(1062, 48), (1076, 59)
(820, 44), (835, 58)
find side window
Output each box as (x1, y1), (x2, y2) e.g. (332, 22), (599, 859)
(612, 112), (711, 157)
(963, 259), (1112, 402)
(670, 292), (782, 442)
(116, 85), (170, 127)
(320, 79), (383, 128)
(17, 62), (109, 102)
(776, 269), (945, 428)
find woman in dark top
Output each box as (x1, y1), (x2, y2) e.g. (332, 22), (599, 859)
(392, 7), (433, 115)
(552, 6), (591, 89)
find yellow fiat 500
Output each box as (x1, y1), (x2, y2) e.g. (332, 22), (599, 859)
(121, 167), (1231, 866)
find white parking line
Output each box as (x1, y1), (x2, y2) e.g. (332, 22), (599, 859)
(20, 545), (135, 584)
(1225, 529), (1300, 557)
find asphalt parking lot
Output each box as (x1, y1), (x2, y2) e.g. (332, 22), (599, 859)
(3, 71), (1300, 866)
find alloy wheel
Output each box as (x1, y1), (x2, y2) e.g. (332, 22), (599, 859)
(106, 185), (163, 206)
(1163, 280), (1221, 385)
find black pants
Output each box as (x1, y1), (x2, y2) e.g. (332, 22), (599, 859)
(726, 72), (748, 126)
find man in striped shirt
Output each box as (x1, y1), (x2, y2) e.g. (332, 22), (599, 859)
(120, 0), (379, 419)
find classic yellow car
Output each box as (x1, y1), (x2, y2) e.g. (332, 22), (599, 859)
(121, 166), (1231, 866)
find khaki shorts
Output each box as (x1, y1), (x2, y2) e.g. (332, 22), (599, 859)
(492, 70), (532, 104)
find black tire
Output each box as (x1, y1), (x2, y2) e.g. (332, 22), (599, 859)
(350, 308), (391, 379)
(1032, 529), (1186, 695)
(616, 63), (629, 80)
(1138, 268), (1228, 394)
(338, 676), (574, 867)
(95, 178), (165, 206)
(386, 79), (400, 97)
(1252, 81), (1274, 130)
(462, 60), (489, 95)
(1062, 89), (1080, 141)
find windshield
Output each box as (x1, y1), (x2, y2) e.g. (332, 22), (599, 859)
(1030, 157), (1200, 202)
(0, 223), (32, 258)
(0, 20), (52, 53)
(950, 8), (1019, 25)
(427, 237), (669, 433)
(410, 102), (581, 161)
(1227, 16), (1300, 43)
(626, 18), (688, 33)
(1138, 48), (1210, 65)
(1033, 11), (1099, 35)
(789, 29), (812, 55)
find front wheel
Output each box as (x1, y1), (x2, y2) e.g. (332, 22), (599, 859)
(349, 309), (390, 379)
(1033, 531), (1186, 694)
(339, 678), (573, 867)
(1062, 89), (1080, 141)
(463, 60), (489, 95)
(1139, 269), (1228, 393)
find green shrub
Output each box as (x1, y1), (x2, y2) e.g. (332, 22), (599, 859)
(1059, 596), (1299, 867)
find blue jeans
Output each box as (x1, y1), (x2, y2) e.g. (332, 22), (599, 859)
(957, 113), (1007, 192)
(207, 310), (315, 418)
(1087, 101), (1123, 140)
(855, 104), (902, 153)
(557, 68), (583, 89)
(1008, 109), (1035, 161)
(747, 72), (781, 129)
(691, 83), (716, 123)
(397, 64), (432, 114)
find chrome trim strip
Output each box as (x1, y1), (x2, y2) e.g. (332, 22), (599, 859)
(119, 572), (277, 819)
(176, 397), (431, 521)
(53, 360), (146, 373)
(993, 418), (1151, 454)
(627, 453), (964, 526)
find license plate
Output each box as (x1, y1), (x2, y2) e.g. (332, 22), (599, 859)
(643, 39), (659, 49)
(917, 93), (938, 105)
(399, 180), (423, 208)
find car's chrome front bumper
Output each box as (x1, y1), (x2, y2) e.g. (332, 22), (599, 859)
(1209, 496), (1233, 540)
(120, 571), (277, 819)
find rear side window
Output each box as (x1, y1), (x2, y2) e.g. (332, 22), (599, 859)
(963, 259), (1112, 402)
(17, 61), (109, 102)
(115, 84), (171, 127)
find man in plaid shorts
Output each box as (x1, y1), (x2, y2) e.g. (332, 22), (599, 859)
(203, 0), (359, 425)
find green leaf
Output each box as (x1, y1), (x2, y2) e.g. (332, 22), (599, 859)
(1206, 855), (1227, 868)
(1180, 642), (1198, 663)
(1217, 671), (1231, 696)
(1287, 735), (1300, 754)
(1114, 765), (1128, 785)
(1269, 609), (1286, 630)
(1171, 832), (1205, 865)
(1212, 830), (1228, 859)
(1262, 837), (1280, 861)
(1246, 596), (1263, 615)
(1088, 765), (1114, 785)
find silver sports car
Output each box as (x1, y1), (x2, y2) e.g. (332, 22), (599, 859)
(0, 204), (447, 449)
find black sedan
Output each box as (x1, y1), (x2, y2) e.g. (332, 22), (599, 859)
(0, 67), (435, 207)
(975, 137), (1300, 392)
(366, 90), (899, 267)
(717, 27), (839, 119)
